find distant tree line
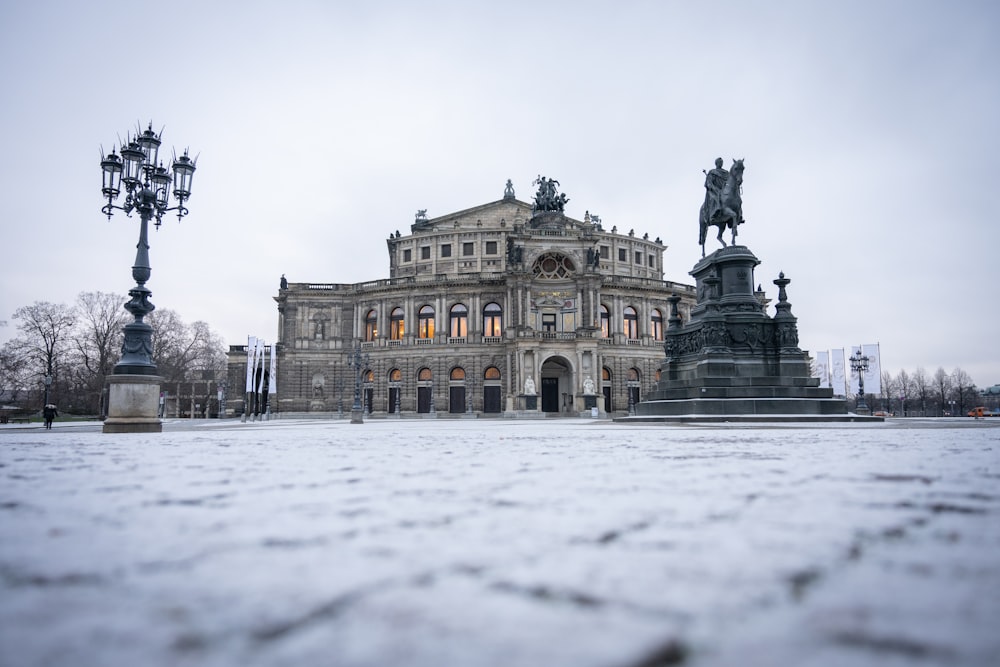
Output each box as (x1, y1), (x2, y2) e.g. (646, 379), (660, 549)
(872, 367), (984, 416)
(1, 292), (226, 415)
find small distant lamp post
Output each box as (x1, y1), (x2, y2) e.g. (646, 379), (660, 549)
(849, 348), (870, 415)
(99, 123), (196, 433)
(43, 373), (52, 408)
(348, 343), (370, 424)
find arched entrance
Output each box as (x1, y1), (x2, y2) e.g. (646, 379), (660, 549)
(540, 355), (573, 414)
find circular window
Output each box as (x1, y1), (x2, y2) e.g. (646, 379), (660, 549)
(532, 252), (576, 279)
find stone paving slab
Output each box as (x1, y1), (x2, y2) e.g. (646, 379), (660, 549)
(1, 418), (998, 666)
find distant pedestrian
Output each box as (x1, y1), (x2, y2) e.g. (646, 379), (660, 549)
(43, 404), (58, 430)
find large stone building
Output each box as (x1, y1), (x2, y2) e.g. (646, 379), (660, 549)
(226, 177), (701, 417)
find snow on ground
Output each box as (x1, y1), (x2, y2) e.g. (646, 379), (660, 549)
(1, 418), (998, 667)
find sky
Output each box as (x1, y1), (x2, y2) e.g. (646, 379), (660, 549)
(1, 0), (998, 389)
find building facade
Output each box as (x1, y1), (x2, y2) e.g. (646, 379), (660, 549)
(227, 178), (699, 417)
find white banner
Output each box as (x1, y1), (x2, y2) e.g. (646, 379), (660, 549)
(863, 343), (881, 395)
(268, 343), (277, 395)
(245, 336), (257, 392)
(812, 350), (830, 389)
(830, 348), (847, 396)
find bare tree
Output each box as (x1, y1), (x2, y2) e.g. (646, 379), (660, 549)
(895, 369), (912, 417)
(951, 368), (977, 416)
(69, 291), (129, 413)
(147, 309), (226, 384)
(933, 367), (953, 416)
(912, 367), (930, 416)
(880, 370), (897, 414)
(10, 301), (76, 406)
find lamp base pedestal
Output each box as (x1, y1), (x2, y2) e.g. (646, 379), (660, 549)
(103, 374), (162, 433)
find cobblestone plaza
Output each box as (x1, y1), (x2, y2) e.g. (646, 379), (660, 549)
(2, 418), (998, 666)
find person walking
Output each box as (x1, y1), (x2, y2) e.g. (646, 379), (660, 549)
(43, 404), (58, 430)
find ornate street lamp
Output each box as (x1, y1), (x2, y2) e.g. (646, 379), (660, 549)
(99, 123), (196, 433)
(347, 343), (370, 424)
(101, 123), (196, 374)
(849, 348), (870, 415)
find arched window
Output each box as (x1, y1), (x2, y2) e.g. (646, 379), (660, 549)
(418, 305), (435, 339)
(364, 370), (374, 383)
(449, 303), (468, 338)
(624, 306), (638, 339)
(450, 367), (466, 381)
(483, 302), (503, 337)
(418, 367), (433, 381)
(600, 305), (610, 338)
(365, 309), (378, 341)
(484, 366), (501, 380)
(389, 368), (402, 382)
(390, 307), (404, 340)
(651, 308), (663, 340)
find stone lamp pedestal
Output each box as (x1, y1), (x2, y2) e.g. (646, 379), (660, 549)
(102, 374), (163, 433)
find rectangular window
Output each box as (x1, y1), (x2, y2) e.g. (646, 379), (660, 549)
(441, 243), (452, 258)
(618, 248), (626, 262)
(485, 241), (497, 255)
(403, 249), (412, 262)
(421, 246), (431, 260)
(600, 245), (609, 259)
(463, 242), (474, 256)
(635, 251), (642, 264)
(648, 254), (654, 267)
(542, 313), (557, 332)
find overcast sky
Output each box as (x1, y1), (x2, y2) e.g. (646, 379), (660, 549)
(1, 0), (997, 389)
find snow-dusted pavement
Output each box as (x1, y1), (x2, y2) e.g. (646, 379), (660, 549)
(1, 418), (998, 667)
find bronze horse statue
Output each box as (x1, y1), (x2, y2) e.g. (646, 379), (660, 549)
(699, 158), (745, 257)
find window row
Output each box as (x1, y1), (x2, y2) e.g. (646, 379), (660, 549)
(402, 241), (500, 263)
(366, 303), (503, 341)
(600, 305), (664, 340)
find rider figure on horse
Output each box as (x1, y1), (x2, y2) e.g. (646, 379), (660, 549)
(702, 157), (729, 226)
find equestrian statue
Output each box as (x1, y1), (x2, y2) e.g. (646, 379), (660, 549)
(699, 158), (745, 257)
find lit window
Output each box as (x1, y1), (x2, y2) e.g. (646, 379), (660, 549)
(449, 303), (468, 337)
(651, 309), (663, 340)
(484, 366), (501, 380)
(418, 368), (432, 381)
(418, 305), (435, 339)
(450, 367), (466, 381)
(390, 307), (404, 340)
(600, 305), (610, 338)
(389, 368), (402, 382)
(483, 302), (503, 336)
(365, 309), (378, 341)
(624, 306), (638, 339)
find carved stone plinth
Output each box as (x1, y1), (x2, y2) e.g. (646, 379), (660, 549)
(629, 246), (879, 422)
(103, 374), (162, 433)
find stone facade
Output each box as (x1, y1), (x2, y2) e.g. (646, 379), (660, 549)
(227, 184), (700, 417)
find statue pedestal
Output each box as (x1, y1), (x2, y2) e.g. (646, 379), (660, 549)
(584, 395), (597, 409)
(103, 374), (162, 433)
(629, 246), (878, 422)
(523, 395), (538, 411)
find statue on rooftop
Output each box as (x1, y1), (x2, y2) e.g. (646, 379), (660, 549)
(532, 176), (568, 213)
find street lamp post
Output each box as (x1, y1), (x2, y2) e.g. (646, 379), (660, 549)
(347, 343), (370, 424)
(849, 348), (870, 415)
(43, 373), (52, 409)
(99, 123), (196, 433)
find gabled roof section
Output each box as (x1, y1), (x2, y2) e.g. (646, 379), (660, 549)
(410, 198), (535, 233)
